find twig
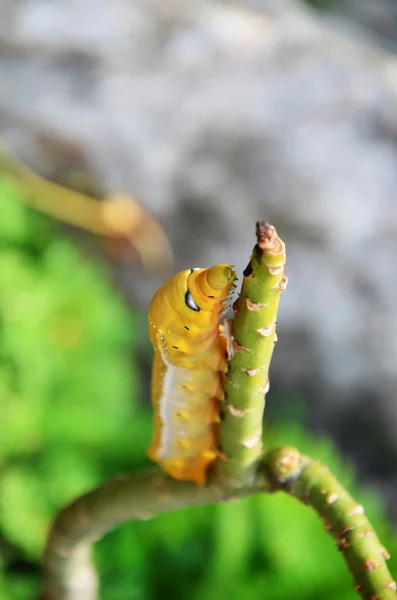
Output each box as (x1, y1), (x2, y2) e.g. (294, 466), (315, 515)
(217, 221), (287, 486)
(0, 142), (173, 270)
(39, 466), (270, 600)
(265, 447), (397, 600)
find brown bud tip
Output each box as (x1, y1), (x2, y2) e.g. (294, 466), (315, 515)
(255, 222), (285, 260)
(256, 221), (275, 244)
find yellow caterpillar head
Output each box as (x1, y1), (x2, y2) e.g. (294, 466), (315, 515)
(186, 264), (236, 312)
(148, 264), (237, 360)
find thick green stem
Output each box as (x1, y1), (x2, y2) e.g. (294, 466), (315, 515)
(264, 447), (397, 600)
(217, 221), (287, 485)
(39, 466), (270, 600)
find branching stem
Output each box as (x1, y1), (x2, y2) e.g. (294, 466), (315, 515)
(40, 451), (396, 600)
(39, 221), (396, 600)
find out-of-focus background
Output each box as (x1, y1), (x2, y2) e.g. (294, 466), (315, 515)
(1, 0), (397, 598)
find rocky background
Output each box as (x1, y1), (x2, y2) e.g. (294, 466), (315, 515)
(1, 0), (397, 517)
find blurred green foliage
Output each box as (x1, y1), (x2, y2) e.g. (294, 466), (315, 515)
(0, 178), (396, 599)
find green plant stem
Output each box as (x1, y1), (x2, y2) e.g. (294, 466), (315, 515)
(39, 466), (271, 600)
(217, 221), (287, 486)
(264, 447), (397, 600)
(40, 449), (396, 600)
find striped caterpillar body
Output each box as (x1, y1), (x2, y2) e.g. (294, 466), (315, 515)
(147, 265), (236, 484)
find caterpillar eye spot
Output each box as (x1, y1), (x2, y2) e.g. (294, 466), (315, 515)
(184, 325), (190, 330)
(185, 290), (200, 312)
(172, 345), (179, 350)
(208, 295), (215, 299)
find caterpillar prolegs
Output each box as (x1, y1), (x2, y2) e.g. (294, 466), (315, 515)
(147, 265), (236, 484)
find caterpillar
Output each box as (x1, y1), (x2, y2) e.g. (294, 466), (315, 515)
(147, 264), (236, 484)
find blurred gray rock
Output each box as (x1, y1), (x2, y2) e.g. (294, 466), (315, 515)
(1, 1), (397, 513)
(327, 0), (397, 52)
